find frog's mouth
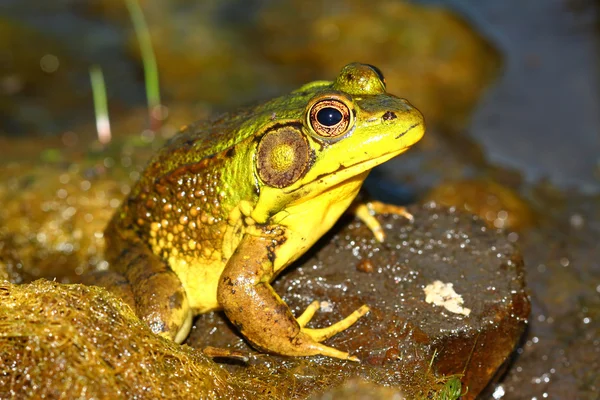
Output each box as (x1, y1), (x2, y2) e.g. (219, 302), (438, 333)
(286, 146), (412, 201)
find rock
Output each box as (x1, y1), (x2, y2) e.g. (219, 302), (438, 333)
(491, 190), (600, 399)
(187, 202), (530, 399)
(425, 178), (535, 231)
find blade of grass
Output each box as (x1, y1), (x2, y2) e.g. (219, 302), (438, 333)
(125, 0), (162, 130)
(89, 65), (111, 144)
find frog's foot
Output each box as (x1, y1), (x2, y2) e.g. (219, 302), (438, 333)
(129, 268), (193, 344)
(173, 310), (194, 343)
(296, 336), (362, 362)
(291, 301), (369, 361)
(86, 267), (192, 343)
(352, 201), (413, 242)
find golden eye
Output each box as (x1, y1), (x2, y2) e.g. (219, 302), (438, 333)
(308, 98), (352, 138)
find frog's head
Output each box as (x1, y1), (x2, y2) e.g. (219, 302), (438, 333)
(250, 63), (425, 222)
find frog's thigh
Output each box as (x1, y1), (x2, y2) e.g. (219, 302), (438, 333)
(121, 245), (192, 343)
(217, 234), (365, 361)
(84, 269), (136, 309)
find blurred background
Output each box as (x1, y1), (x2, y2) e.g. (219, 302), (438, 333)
(1, 0), (598, 191)
(0, 1), (599, 399)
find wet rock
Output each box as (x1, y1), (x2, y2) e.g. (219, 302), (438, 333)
(1, 197), (528, 398)
(491, 190), (600, 399)
(187, 202), (530, 399)
(0, 137), (157, 283)
(425, 178), (535, 231)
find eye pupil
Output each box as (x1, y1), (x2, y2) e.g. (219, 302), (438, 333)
(316, 107), (343, 127)
(308, 98), (352, 138)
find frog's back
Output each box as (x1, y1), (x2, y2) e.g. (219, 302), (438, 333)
(108, 106), (261, 278)
(114, 88), (314, 242)
(140, 106), (258, 187)
(141, 86), (324, 185)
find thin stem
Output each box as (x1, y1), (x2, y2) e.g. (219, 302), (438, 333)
(89, 65), (111, 144)
(125, 0), (161, 129)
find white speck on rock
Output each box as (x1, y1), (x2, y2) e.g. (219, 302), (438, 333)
(319, 301), (333, 313)
(423, 280), (471, 316)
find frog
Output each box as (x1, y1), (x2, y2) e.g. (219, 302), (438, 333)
(100, 63), (425, 362)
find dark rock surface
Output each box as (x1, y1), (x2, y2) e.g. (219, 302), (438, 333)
(187, 203), (529, 398)
(486, 192), (600, 399)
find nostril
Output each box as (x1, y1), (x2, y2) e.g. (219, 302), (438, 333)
(382, 111), (397, 121)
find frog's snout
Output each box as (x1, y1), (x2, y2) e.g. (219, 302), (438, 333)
(387, 102), (425, 142)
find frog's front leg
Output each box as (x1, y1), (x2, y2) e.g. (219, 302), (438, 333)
(217, 232), (368, 362)
(352, 200), (414, 242)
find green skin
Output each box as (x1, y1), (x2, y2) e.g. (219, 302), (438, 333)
(101, 63), (425, 361)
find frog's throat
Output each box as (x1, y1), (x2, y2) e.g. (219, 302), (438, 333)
(285, 146), (411, 202)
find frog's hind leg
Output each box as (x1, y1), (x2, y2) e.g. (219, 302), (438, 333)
(120, 245), (193, 343)
(84, 269), (136, 309)
(100, 223), (193, 343)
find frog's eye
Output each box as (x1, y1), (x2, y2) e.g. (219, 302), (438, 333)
(365, 64), (386, 86)
(308, 98), (352, 138)
(257, 127), (310, 188)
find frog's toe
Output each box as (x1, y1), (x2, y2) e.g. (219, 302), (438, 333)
(173, 310), (194, 344)
(368, 201), (414, 222)
(353, 201), (413, 242)
(301, 304), (369, 342)
(304, 340), (361, 362)
(296, 300), (321, 327)
(353, 203), (385, 242)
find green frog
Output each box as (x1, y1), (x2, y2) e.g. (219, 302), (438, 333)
(101, 63), (425, 361)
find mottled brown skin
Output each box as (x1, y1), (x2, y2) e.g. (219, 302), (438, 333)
(104, 119), (246, 339)
(101, 63), (425, 360)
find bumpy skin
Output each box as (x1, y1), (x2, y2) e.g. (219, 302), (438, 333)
(103, 63), (425, 360)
